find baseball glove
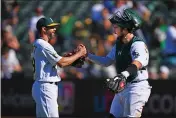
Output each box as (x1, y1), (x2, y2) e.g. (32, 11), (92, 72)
(106, 74), (127, 93)
(63, 48), (86, 68)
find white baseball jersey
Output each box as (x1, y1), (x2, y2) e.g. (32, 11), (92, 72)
(107, 41), (149, 81)
(31, 38), (62, 82)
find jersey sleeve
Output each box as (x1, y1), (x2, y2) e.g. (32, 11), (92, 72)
(130, 41), (149, 67)
(107, 44), (116, 61)
(42, 46), (62, 66)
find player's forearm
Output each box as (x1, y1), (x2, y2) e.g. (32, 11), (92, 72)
(57, 53), (81, 67)
(121, 60), (142, 78)
(87, 53), (113, 67)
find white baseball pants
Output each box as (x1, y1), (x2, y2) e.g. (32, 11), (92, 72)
(32, 81), (59, 117)
(110, 80), (152, 118)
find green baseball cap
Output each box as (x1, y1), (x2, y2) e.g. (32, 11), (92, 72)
(36, 17), (60, 31)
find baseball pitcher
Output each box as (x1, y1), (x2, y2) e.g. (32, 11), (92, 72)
(31, 17), (87, 117)
(87, 9), (152, 118)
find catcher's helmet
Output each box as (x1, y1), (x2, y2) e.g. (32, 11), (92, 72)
(109, 8), (143, 32)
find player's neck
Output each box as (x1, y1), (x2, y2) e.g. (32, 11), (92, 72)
(122, 33), (134, 44)
(40, 35), (49, 42)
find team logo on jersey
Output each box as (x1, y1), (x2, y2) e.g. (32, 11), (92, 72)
(118, 51), (122, 55)
(132, 51), (140, 58)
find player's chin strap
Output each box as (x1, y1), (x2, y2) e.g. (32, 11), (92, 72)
(119, 33), (132, 44)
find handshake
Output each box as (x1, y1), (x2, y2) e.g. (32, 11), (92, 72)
(63, 44), (88, 68)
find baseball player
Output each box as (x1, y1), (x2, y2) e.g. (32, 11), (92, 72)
(31, 17), (87, 117)
(87, 9), (152, 117)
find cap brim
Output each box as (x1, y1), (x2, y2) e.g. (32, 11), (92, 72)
(47, 23), (60, 27)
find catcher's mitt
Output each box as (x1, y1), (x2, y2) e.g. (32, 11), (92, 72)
(106, 74), (126, 93)
(63, 48), (85, 68)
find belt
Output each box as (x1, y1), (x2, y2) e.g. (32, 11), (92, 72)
(129, 79), (147, 84)
(37, 81), (59, 85)
(49, 82), (59, 85)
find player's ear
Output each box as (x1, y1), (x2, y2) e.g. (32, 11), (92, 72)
(42, 27), (47, 33)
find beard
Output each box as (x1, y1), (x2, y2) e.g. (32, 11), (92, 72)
(48, 32), (55, 40)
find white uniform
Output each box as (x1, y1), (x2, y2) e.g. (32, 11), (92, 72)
(31, 38), (62, 117)
(107, 41), (152, 117)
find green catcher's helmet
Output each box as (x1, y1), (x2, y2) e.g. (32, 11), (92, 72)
(109, 8), (143, 32)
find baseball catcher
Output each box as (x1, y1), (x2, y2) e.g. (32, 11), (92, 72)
(87, 8), (152, 118)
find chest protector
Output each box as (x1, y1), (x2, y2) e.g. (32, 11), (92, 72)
(115, 36), (145, 82)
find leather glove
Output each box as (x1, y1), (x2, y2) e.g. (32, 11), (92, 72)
(63, 49), (86, 68)
(106, 74), (127, 93)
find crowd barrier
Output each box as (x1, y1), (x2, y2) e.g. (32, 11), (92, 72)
(1, 78), (176, 117)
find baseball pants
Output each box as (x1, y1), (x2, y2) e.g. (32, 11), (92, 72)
(32, 81), (59, 117)
(110, 80), (151, 118)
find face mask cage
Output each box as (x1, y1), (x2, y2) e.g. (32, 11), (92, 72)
(110, 10), (132, 23)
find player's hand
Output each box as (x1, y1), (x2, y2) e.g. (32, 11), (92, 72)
(77, 44), (87, 57)
(63, 47), (86, 68)
(78, 44), (88, 57)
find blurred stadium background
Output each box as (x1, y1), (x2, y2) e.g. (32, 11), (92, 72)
(1, 0), (176, 118)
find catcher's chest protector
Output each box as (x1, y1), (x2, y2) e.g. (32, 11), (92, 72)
(115, 36), (144, 81)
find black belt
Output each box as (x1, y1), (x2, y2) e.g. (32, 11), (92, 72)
(49, 82), (59, 85)
(140, 66), (147, 70)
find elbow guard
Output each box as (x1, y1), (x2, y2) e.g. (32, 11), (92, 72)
(126, 64), (138, 77)
(121, 64), (138, 78)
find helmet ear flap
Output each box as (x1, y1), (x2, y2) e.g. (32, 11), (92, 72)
(126, 9), (143, 31)
(132, 16), (142, 30)
(132, 18), (139, 27)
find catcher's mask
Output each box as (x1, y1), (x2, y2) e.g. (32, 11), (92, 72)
(109, 8), (143, 32)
